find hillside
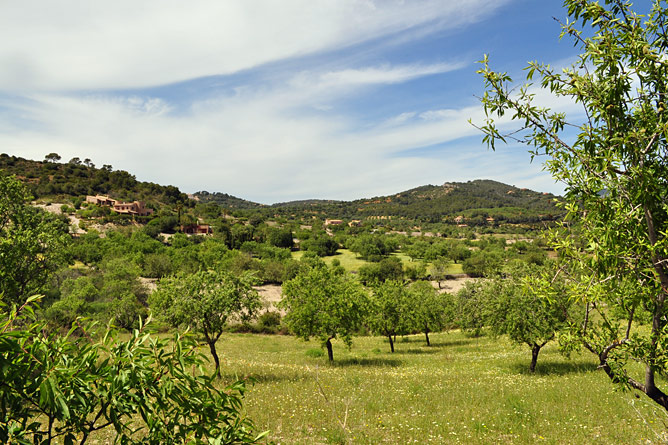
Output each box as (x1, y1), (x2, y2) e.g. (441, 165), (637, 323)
(1, 154), (561, 225)
(0, 154), (190, 210)
(195, 180), (561, 224)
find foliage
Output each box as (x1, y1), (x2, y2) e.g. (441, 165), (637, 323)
(462, 250), (503, 277)
(348, 235), (397, 261)
(300, 235), (339, 257)
(358, 256), (404, 285)
(367, 281), (410, 352)
(477, 0), (668, 408)
(151, 270), (261, 375)
(0, 298), (264, 444)
(0, 174), (71, 305)
(485, 263), (572, 372)
(280, 259), (369, 361)
(456, 281), (489, 337)
(406, 281), (449, 346)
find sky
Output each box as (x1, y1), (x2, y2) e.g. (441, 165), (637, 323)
(0, 1), (652, 204)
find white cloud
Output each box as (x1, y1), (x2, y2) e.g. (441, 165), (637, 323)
(0, 0), (511, 91)
(315, 63), (466, 87)
(0, 75), (566, 203)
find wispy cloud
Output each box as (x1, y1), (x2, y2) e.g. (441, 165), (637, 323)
(0, 0), (510, 91)
(315, 63), (466, 87)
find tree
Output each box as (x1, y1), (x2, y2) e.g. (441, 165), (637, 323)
(477, 0), (668, 408)
(0, 174), (70, 305)
(430, 257), (451, 289)
(368, 281), (409, 352)
(150, 270), (261, 376)
(462, 250), (503, 277)
(455, 281), (488, 337)
(44, 152), (61, 163)
(280, 260), (369, 361)
(358, 256), (404, 285)
(485, 263), (572, 372)
(406, 281), (447, 346)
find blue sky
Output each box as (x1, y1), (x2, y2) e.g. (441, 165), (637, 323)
(0, 1), (653, 203)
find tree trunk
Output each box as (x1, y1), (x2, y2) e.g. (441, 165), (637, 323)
(388, 334), (395, 353)
(529, 343), (541, 373)
(425, 327), (431, 346)
(326, 338), (334, 361)
(208, 340), (221, 377)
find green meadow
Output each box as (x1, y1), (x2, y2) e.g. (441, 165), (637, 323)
(211, 330), (664, 444)
(292, 249), (463, 275)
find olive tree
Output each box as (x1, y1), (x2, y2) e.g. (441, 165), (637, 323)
(150, 270), (261, 376)
(280, 260), (369, 361)
(477, 0), (668, 408)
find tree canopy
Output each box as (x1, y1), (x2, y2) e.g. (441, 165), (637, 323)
(150, 270), (261, 375)
(280, 260), (369, 361)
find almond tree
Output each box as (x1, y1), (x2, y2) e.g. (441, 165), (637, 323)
(477, 0), (668, 409)
(150, 270), (261, 376)
(280, 260), (368, 361)
(368, 280), (410, 353)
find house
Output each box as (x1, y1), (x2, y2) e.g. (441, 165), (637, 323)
(325, 219), (344, 226)
(181, 224), (213, 235)
(112, 201), (153, 216)
(85, 195), (153, 216)
(86, 195), (116, 206)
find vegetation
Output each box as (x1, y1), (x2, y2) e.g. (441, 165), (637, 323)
(150, 270), (262, 376)
(0, 175), (263, 444)
(0, 175), (70, 306)
(478, 0), (668, 410)
(280, 259), (369, 361)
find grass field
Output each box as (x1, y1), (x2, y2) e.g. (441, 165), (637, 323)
(212, 330), (665, 444)
(292, 249), (463, 275)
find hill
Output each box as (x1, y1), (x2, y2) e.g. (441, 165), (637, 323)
(1, 154), (561, 225)
(0, 154), (190, 210)
(195, 180), (561, 224)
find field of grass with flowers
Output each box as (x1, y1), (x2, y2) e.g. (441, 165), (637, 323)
(212, 330), (666, 444)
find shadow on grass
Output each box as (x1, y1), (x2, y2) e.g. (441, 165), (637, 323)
(428, 338), (478, 348)
(393, 348), (440, 355)
(328, 357), (403, 368)
(219, 371), (297, 384)
(510, 360), (598, 376)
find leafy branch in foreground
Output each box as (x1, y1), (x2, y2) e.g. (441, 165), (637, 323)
(0, 297), (266, 444)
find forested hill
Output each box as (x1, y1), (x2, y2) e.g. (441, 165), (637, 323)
(197, 180), (562, 224)
(193, 190), (265, 209)
(341, 180), (561, 223)
(2, 153), (560, 224)
(0, 153), (190, 207)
